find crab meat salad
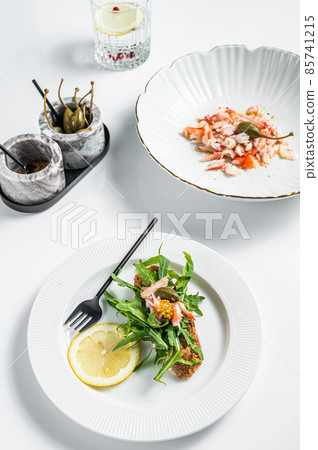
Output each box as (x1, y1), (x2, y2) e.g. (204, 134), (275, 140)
(184, 105), (296, 176)
(103, 249), (204, 384)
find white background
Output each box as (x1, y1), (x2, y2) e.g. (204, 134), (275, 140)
(300, 1), (317, 450)
(0, 0), (299, 449)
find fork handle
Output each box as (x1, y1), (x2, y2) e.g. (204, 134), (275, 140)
(96, 217), (158, 298)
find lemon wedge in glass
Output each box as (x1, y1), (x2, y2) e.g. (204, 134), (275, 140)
(68, 323), (139, 386)
(94, 3), (143, 36)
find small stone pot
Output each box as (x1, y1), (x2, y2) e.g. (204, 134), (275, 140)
(0, 134), (65, 206)
(39, 97), (105, 170)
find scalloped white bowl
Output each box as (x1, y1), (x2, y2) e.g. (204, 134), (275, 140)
(136, 45), (300, 200)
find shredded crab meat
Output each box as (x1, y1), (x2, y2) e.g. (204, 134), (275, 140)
(279, 146), (297, 160)
(184, 105), (296, 176)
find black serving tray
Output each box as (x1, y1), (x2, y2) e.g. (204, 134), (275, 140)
(0, 124), (110, 213)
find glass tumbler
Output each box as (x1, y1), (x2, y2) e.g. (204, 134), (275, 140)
(90, 0), (151, 70)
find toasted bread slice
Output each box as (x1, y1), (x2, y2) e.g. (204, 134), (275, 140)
(169, 318), (202, 379)
(134, 266), (202, 380)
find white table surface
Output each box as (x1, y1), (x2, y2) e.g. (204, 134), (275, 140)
(0, 0), (299, 449)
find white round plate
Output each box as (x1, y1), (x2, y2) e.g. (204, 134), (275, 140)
(136, 45), (300, 200)
(28, 234), (261, 441)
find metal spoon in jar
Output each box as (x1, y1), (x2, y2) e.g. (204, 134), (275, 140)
(0, 144), (36, 174)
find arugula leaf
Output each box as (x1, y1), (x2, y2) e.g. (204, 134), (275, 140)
(154, 349), (199, 383)
(178, 326), (204, 360)
(134, 260), (157, 286)
(141, 255), (159, 267)
(113, 330), (147, 350)
(175, 252), (195, 300)
(111, 273), (138, 292)
(154, 348), (172, 384)
(134, 348), (153, 372)
(184, 293), (204, 316)
(158, 254), (170, 279)
(176, 276), (191, 300)
(166, 323), (179, 348)
(104, 291), (147, 323)
(147, 311), (158, 325)
(113, 321), (168, 351)
(147, 328), (168, 350)
(144, 311), (169, 329)
(167, 269), (179, 280)
(116, 295), (146, 323)
(103, 290), (119, 307)
(183, 252), (194, 277)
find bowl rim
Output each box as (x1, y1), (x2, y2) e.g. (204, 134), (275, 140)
(0, 133), (62, 181)
(135, 44), (300, 201)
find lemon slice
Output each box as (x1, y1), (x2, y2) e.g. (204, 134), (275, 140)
(94, 3), (143, 36)
(68, 323), (139, 386)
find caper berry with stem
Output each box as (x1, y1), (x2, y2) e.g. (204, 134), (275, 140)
(58, 78), (74, 134)
(75, 126), (92, 134)
(155, 287), (180, 302)
(43, 78), (95, 134)
(89, 81), (94, 123)
(43, 89), (64, 133)
(82, 101), (90, 127)
(78, 89), (91, 106)
(78, 82), (93, 111)
(236, 121), (294, 140)
(59, 80), (86, 133)
(70, 87), (86, 132)
(78, 81), (94, 125)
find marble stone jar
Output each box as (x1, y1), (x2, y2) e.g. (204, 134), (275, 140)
(39, 97), (105, 170)
(0, 134), (65, 205)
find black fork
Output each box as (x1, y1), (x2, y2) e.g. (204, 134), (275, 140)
(64, 218), (158, 333)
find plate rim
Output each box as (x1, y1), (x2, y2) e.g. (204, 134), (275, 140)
(27, 233), (262, 441)
(135, 44), (300, 201)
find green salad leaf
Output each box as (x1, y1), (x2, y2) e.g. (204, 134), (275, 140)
(154, 349), (198, 384)
(104, 290), (147, 323)
(179, 319), (204, 360)
(141, 255), (159, 267)
(133, 260), (158, 286)
(111, 273), (138, 292)
(175, 252), (194, 301)
(184, 293), (204, 316)
(158, 254), (170, 279)
(166, 323), (179, 348)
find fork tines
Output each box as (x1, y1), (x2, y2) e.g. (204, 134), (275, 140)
(65, 308), (92, 331)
